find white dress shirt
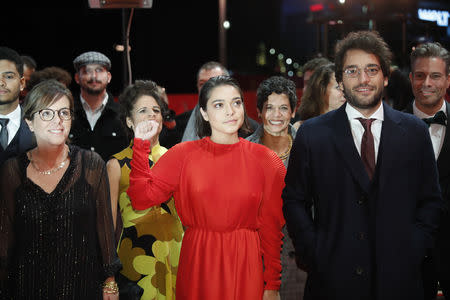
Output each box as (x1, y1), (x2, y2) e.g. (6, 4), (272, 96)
(0, 105), (21, 146)
(80, 93), (109, 130)
(345, 102), (384, 163)
(413, 100), (446, 160)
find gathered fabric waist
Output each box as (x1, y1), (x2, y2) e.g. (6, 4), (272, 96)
(185, 227), (257, 234)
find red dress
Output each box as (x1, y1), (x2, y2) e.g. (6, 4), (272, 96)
(128, 137), (286, 299)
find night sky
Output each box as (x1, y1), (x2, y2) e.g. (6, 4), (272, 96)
(2, 1), (450, 96)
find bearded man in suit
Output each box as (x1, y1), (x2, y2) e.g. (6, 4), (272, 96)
(282, 31), (443, 300)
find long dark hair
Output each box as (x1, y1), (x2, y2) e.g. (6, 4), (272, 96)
(297, 63), (335, 120)
(195, 76), (251, 138)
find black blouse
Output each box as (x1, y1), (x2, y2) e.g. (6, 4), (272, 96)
(0, 145), (120, 299)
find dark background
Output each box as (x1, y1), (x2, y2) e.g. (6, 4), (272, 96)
(2, 0), (449, 97)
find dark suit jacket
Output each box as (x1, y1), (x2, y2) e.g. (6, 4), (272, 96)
(404, 101), (450, 279)
(282, 103), (443, 300)
(0, 119), (35, 167)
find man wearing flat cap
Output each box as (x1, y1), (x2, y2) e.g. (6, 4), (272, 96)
(70, 51), (128, 161)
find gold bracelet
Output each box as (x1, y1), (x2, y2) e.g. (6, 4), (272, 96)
(103, 281), (119, 294)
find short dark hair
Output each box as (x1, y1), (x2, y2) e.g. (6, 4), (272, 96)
(303, 57), (331, 73)
(197, 61), (229, 81)
(297, 63), (336, 120)
(21, 55), (37, 70)
(334, 30), (392, 83)
(195, 76), (251, 138)
(0, 47), (24, 76)
(26, 66), (72, 91)
(118, 80), (169, 138)
(256, 76), (298, 112)
(22, 80), (74, 120)
(410, 42), (450, 75)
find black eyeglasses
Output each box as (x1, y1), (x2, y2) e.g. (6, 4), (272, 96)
(35, 108), (72, 121)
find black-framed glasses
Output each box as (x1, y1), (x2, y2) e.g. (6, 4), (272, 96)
(343, 65), (381, 78)
(36, 108), (72, 121)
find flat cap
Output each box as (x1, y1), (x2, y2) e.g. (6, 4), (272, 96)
(73, 51), (111, 71)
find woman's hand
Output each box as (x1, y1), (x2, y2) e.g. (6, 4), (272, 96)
(263, 289), (280, 300)
(103, 292), (119, 300)
(134, 120), (159, 142)
(102, 277), (119, 300)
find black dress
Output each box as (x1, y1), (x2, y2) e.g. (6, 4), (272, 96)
(0, 145), (121, 299)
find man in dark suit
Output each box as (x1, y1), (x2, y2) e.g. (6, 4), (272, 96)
(404, 42), (450, 300)
(282, 31), (443, 300)
(0, 47), (34, 166)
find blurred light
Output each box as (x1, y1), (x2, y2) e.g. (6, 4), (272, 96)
(362, 5), (368, 14)
(288, 71), (294, 77)
(418, 9), (449, 27)
(114, 44), (131, 52)
(310, 4), (324, 12)
(293, 62), (300, 69)
(286, 58), (292, 65)
(278, 53), (284, 60)
(329, 20), (337, 25)
(223, 20), (231, 29)
(269, 48), (276, 55)
(338, 0), (345, 4)
(337, 20), (343, 24)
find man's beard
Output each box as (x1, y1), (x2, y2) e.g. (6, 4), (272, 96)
(343, 84), (383, 110)
(84, 86), (104, 95)
(0, 89), (20, 105)
(0, 98), (18, 105)
(82, 80), (107, 95)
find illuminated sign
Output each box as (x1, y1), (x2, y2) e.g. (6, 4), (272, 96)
(418, 8), (449, 27)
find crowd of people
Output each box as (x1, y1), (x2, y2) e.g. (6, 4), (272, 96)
(0, 28), (449, 300)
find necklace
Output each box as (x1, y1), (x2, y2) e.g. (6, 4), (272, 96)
(29, 149), (69, 175)
(278, 135), (293, 161)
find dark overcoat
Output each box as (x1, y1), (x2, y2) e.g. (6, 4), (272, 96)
(282, 103), (443, 300)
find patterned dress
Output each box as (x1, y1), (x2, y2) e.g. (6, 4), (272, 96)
(113, 143), (183, 300)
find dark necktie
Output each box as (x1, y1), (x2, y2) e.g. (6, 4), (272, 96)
(422, 111), (447, 127)
(357, 118), (376, 180)
(0, 118), (9, 150)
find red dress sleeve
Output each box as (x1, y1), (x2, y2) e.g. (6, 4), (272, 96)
(258, 149), (286, 290)
(128, 138), (182, 210)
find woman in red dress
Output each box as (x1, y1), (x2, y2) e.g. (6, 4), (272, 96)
(127, 76), (285, 300)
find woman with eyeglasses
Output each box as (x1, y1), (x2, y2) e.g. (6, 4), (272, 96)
(0, 80), (120, 299)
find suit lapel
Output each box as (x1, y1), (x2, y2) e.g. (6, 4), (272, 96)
(16, 119), (35, 153)
(332, 105), (372, 193)
(377, 104), (405, 187)
(437, 102), (450, 179)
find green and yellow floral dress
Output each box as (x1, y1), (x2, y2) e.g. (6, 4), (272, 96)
(113, 142), (183, 300)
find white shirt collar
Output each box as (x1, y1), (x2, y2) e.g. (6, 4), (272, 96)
(345, 102), (384, 121)
(0, 104), (21, 128)
(80, 93), (109, 113)
(413, 99), (446, 119)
